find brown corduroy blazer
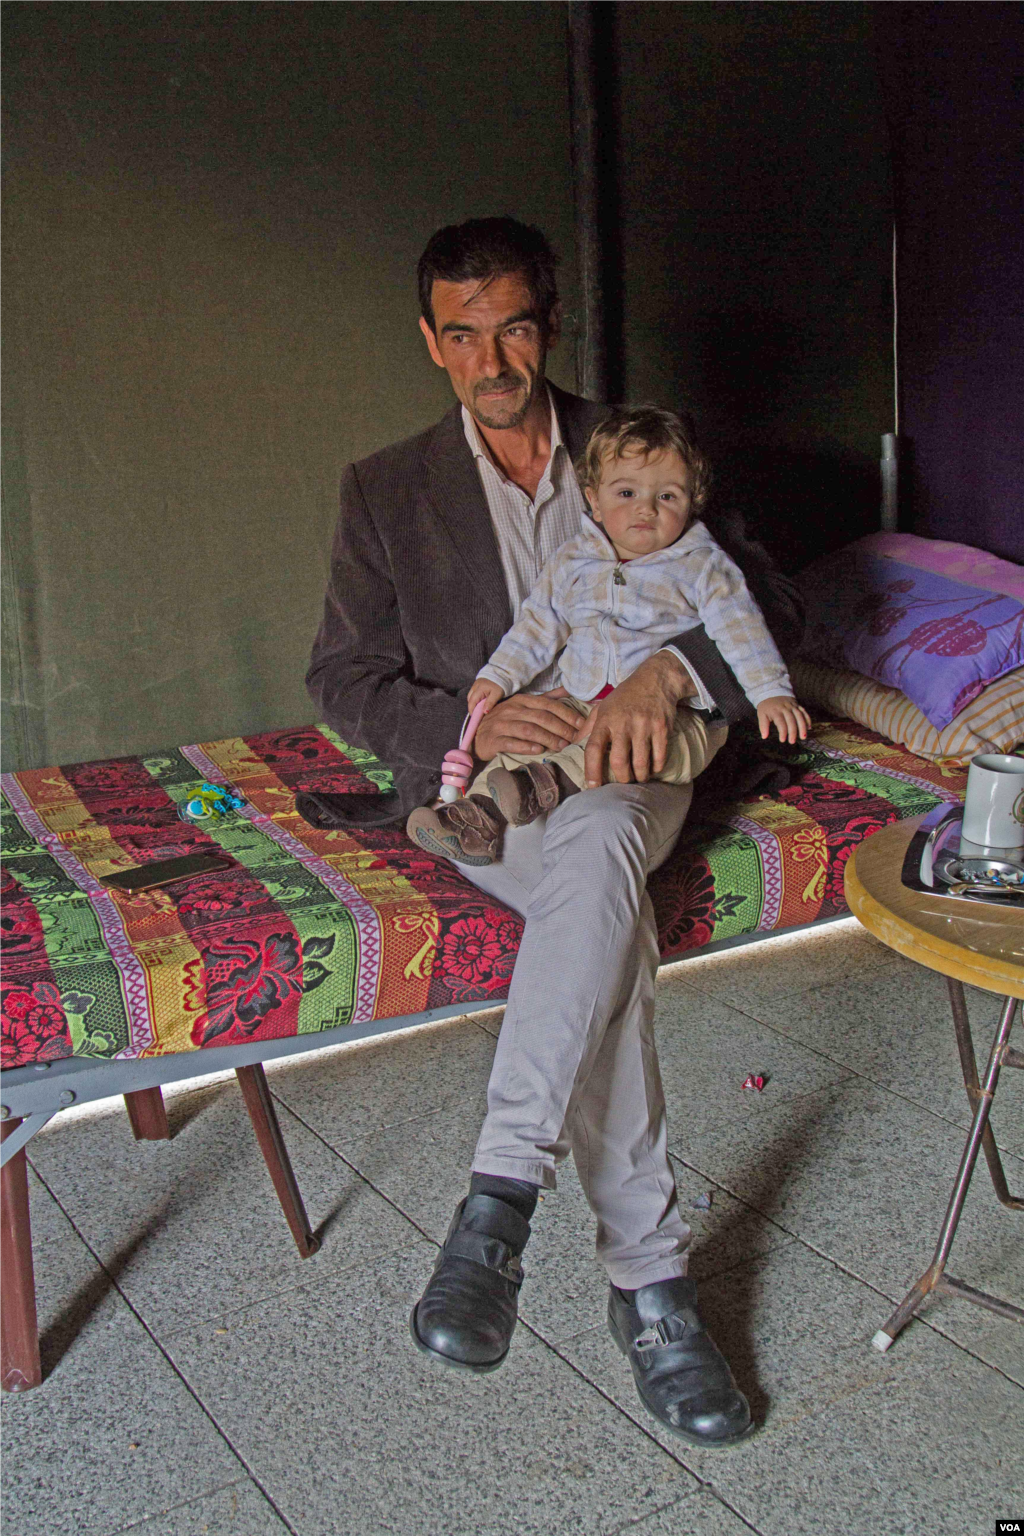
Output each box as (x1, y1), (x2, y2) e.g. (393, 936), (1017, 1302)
(306, 383), (802, 826)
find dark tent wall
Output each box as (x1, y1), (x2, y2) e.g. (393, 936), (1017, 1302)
(610, 3), (894, 574)
(1, 2), (580, 772)
(2, 2), (894, 773)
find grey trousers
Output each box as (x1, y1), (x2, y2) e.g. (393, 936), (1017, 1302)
(465, 780), (693, 1288)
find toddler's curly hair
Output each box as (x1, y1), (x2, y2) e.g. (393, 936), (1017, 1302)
(576, 405), (711, 514)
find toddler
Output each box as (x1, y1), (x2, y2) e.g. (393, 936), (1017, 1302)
(408, 405), (809, 865)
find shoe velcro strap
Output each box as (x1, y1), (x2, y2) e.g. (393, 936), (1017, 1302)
(444, 1230), (524, 1285)
(458, 1193), (532, 1248)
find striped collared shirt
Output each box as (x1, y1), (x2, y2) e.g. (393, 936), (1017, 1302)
(462, 387), (587, 692)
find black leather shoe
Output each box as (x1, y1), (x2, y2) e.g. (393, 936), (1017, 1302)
(410, 1194), (530, 1372)
(608, 1277), (754, 1446)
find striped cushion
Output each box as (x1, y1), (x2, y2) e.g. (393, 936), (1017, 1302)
(792, 659), (1024, 764)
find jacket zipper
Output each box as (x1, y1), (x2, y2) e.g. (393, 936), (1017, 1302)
(604, 562), (625, 689)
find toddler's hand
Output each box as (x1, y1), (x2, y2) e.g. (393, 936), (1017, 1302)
(756, 696), (811, 745)
(468, 678), (504, 714)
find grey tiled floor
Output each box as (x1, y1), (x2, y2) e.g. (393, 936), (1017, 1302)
(3, 920), (1022, 1536)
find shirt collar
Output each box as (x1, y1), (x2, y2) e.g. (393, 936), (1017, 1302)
(461, 384), (563, 469)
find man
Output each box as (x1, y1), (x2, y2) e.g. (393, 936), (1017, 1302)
(308, 218), (795, 1446)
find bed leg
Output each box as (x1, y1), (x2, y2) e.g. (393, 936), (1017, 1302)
(124, 1087), (170, 1141)
(235, 1065), (320, 1258)
(1, 1120), (42, 1392)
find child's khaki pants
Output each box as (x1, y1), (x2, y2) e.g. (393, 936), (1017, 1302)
(470, 698), (729, 799)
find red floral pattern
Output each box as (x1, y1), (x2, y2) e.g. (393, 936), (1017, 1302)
(1, 981), (73, 1067)
(1, 871), (46, 959)
(432, 905), (522, 1003)
(441, 916), (505, 985)
(175, 874), (276, 920)
(247, 728), (342, 766)
(650, 855), (718, 956)
(820, 811), (891, 911)
(61, 759), (156, 795)
(245, 727), (380, 795)
(0, 907), (43, 957)
(485, 908), (523, 964)
(192, 931), (303, 1045)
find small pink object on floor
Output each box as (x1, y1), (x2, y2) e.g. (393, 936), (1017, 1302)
(741, 1074), (766, 1092)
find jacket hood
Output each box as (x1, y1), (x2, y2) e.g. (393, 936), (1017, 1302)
(578, 514), (716, 563)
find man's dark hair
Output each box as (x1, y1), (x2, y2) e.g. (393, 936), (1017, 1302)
(417, 217), (560, 334)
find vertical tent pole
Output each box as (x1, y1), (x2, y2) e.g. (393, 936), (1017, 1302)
(568, 0), (609, 402)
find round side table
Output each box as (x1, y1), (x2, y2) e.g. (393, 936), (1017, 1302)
(845, 814), (1023, 1351)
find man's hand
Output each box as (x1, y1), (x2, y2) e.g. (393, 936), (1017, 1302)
(474, 690), (585, 762)
(581, 651), (697, 788)
(756, 695), (811, 745)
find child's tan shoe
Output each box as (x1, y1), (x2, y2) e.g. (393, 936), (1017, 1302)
(406, 802), (496, 866)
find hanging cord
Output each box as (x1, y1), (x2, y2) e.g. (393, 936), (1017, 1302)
(892, 222), (899, 436)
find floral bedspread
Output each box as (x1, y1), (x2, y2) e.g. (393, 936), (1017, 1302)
(0, 721), (966, 1068)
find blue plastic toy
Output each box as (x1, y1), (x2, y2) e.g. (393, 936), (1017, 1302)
(179, 782), (245, 824)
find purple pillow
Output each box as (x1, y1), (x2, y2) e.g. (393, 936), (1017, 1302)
(798, 546), (1024, 730)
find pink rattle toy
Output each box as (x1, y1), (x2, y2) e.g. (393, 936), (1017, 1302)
(439, 698), (490, 803)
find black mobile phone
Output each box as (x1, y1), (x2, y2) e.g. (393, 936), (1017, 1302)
(99, 852), (234, 893)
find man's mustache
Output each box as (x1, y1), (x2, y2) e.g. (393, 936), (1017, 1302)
(473, 371), (528, 398)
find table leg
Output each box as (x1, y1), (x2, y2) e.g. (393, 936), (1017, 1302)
(1, 1120), (42, 1392)
(235, 1065), (320, 1259)
(124, 1087), (170, 1142)
(873, 994), (1024, 1351)
(946, 978), (1022, 1210)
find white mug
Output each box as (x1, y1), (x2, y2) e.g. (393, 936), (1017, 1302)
(961, 753), (1024, 853)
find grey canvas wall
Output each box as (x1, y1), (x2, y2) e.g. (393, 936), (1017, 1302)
(2, 2), (893, 773)
(2, 1), (580, 771)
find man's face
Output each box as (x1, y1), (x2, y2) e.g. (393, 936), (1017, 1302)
(420, 271), (559, 430)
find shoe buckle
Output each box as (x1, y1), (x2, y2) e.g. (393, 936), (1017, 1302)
(500, 1255), (524, 1285)
(634, 1318), (675, 1352)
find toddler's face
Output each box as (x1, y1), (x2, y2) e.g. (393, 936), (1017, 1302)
(585, 448), (693, 560)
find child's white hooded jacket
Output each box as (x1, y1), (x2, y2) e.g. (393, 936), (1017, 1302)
(477, 515), (794, 707)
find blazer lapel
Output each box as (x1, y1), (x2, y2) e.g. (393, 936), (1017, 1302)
(423, 404), (513, 630)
